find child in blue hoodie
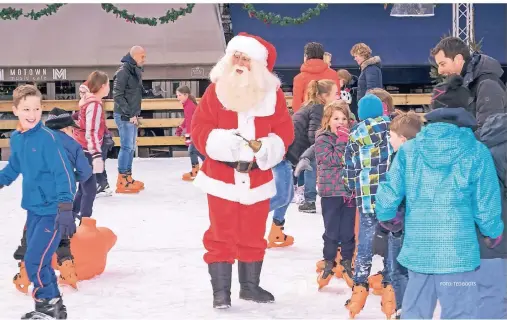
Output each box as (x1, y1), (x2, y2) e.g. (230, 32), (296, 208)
(343, 94), (393, 318)
(376, 76), (504, 319)
(0, 85), (76, 319)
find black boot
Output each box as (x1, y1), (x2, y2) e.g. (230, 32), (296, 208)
(13, 228), (27, 261)
(238, 261), (274, 303)
(21, 296), (67, 319)
(208, 262), (232, 309)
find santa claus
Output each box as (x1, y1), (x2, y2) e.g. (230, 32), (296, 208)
(191, 33), (294, 309)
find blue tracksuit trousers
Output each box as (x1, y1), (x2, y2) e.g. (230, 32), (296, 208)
(25, 212), (61, 300)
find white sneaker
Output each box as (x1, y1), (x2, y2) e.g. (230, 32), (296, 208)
(96, 187), (113, 198)
(291, 185), (305, 205)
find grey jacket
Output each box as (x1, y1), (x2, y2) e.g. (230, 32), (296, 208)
(113, 53), (143, 118)
(477, 113), (507, 259)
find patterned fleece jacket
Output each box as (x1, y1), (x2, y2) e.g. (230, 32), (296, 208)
(343, 116), (392, 215)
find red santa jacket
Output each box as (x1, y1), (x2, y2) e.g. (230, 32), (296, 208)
(74, 94), (107, 158)
(191, 83), (294, 205)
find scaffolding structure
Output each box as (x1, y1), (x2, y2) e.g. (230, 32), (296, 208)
(452, 3), (475, 46)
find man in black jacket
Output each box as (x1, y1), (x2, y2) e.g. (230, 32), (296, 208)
(113, 45), (146, 193)
(432, 37), (507, 319)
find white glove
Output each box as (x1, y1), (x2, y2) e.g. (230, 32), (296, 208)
(205, 129), (243, 162)
(92, 157), (104, 174)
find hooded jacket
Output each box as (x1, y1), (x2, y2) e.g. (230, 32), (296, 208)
(376, 122), (504, 274)
(113, 53), (144, 118)
(291, 59), (340, 112)
(462, 53), (507, 129)
(357, 56), (383, 101)
(477, 113), (507, 259)
(74, 93), (107, 158)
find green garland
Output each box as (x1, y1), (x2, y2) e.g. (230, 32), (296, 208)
(0, 4), (65, 21)
(243, 4), (328, 26)
(100, 3), (195, 26)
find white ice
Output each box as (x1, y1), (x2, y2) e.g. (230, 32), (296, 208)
(0, 158), (439, 319)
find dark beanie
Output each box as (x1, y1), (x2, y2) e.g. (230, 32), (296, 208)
(45, 107), (79, 130)
(431, 75), (471, 109)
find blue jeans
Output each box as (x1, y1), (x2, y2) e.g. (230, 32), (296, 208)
(114, 113), (137, 174)
(353, 213), (378, 284)
(269, 159), (294, 223)
(476, 258), (507, 319)
(303, 157), (317, 202)
(383, 233), (408, 311)
(402, 269), (479, 319)
(188, 143), (205, 166)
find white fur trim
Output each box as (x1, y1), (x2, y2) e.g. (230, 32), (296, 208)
(205, 129), (241, 162)
(226, 35), (268, 66)
(193, 169), (276, 205)
(255, 133), (286, 170)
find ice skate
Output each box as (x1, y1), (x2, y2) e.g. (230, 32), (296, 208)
(267, 220), (294, 248)
(340, 259), (354, 288)
(317, 260), (336, 289)
(291, 185), (304, 204)
(345, 283), (369, 319)
(238, 261), (274, 303)
(126, 172), (144, 190)
(96, 182), (113, 198)
(315, 249), (342, 276)
(13, 261), (31, 294)
(182, 164), (200, 181)
(57, 259), (78, 289)
(115, 174), (140, 194)
(208, 262), (232, 309)
(380, 283), (397, 319)
(13, 228), (27, 260)
(368, 272), (384, 295)
(21, 296), (67, 319)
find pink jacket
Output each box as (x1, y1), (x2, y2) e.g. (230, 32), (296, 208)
(181, 98), (197, 134)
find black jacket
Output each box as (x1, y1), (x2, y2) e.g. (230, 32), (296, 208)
(286, 103), (324, 166)
(113, 53), (144, 118)
(462, 53), (507, 129)
(477, 113), (507, 259)
(357, 56), (383, 101)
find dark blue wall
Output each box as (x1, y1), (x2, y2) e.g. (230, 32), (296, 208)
(229, 4), (507, 68)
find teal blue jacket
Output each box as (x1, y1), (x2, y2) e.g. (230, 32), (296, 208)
(376, 123), (504, 274)
(0, 122), (76, 215)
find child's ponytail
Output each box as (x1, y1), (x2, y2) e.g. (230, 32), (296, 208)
(303, 79), (336, 107)
(176, 85), (197, 105)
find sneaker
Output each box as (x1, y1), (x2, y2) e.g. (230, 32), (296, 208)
(298, 202), (316, 213)
(292, 185), (305, 204)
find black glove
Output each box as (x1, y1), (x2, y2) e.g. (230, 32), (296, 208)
(372, 224), (389, 258)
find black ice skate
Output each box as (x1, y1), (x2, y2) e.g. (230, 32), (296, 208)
(340, 259), (355, 288)
(13, 228), (27, 260)
(298, 202), (316, 214)
(238, 261), (274, 303)
(21, 296), (67, 319)
(96, 182), (113, 198)
(208, 262), (232, 309)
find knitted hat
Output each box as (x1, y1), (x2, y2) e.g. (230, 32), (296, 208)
(431, 75), (471, 109)
(225, 32), (277, 71)
(424, 107), (477, 129)
(45, 107), (79, 130)
(358, 94), (384, 120)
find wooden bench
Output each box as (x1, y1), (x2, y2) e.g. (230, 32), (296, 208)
(0, 94), (432, 151)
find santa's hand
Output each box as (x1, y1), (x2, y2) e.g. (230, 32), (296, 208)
(205, 129), (243, 162)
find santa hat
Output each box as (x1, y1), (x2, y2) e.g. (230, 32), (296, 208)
(225, 32), (277, 71)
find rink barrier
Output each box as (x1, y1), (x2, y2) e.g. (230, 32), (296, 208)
(0, 94), (431, 150)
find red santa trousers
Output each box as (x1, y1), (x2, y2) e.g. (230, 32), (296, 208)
(203, 194), (270, 264)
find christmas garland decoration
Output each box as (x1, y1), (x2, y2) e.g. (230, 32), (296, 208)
(0, 4), (65, 21)
(243, 3), (328, 26)
(100, 3), (195, 26)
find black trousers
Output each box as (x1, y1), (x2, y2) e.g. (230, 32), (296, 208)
(321, 196), (356, 261)
(73, 153), (97, 218)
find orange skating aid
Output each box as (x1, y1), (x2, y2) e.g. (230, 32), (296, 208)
(182, 164), (200, 181)
(13, 261), (30, 294)
(267, 222), (294, 248)
(368, 272), (384, 295)
(381, 283), (397, 319)
(317, 260), (337, 289)
(58, 259), (79, 289)
(315, 248), (342, 278)
(345, 283), (369, 318)
(116, 174), (140, 194)
(70, 217), (117, 280)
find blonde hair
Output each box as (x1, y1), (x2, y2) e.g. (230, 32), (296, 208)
(337, 69), (352, 86)
(390, 110), (423, 139)
(323, 52), (332, 67)
(304, 79), (336, 107)
(367, 88), (394, 114)
(350, 43), (372, 59)
(319, 100), (352, 134)
(13, 84), (42, 107)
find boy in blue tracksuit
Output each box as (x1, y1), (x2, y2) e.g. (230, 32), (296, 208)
(376, 76), (504, 319)
(0, 85), (76, 319)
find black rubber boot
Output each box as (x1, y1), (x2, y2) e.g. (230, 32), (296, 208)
(13, 228), (27, 261)
(22, 296), (67, 319)
(238, 261), (274, 303)
(208, 262), (232, 309)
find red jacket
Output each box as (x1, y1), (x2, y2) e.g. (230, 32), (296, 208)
(181, 98), (197, 134)
(291, 59), (340, 112)
(74, 94), (106, 158)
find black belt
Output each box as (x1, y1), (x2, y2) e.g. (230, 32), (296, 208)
(222, 161), (259, 173)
